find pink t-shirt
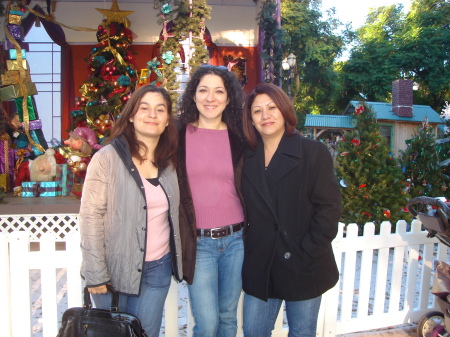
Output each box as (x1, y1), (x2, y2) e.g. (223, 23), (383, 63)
(186, 125), (244, 229)
(141, 176), (170, 261)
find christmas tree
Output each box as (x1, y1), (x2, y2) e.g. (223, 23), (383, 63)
(336, 103), (410, 232)
(70, 0), (137, 142)
(399, 118), (450, 199)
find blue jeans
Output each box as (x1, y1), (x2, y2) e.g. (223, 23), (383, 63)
(243, 293), (322, 337)
(188, 228), (244, 337)
(91, 252), (172, 337)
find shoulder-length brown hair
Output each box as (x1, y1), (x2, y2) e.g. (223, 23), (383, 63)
(109, 85), (178, 169)
(243, 83), (298, 150)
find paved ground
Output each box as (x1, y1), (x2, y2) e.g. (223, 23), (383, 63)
(341, 325), (418, 337)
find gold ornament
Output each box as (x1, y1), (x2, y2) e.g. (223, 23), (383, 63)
(96, 0), (134, 26)
(78, 162), (87, 171)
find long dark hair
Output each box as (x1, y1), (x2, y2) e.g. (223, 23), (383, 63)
(243, 83), (298, 150)
(109, 85), (178, 169)
(178, 65), (244, 139)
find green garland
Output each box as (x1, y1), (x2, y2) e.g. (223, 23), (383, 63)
(174, 0), (211, 74)
(154, 0), (181, 107)
(153, 0), (211, 105)
(258, 0), (284, 83)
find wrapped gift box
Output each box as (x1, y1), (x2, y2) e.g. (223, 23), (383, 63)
(56, 164), (74, 196)
(2, 40), (29, 51)
(9, 10), (24, 16)
(8, 48), (26, 60)
(7, 24), (24, 41)
(21, 181), (61, 197)
(0, 70), (31, 86)
(0, 174), (9, 193)
(6, 59), (28, 70)
(0, 82), (37, 101)
(15, 95), (39, 121)
(0, 139), (15, 192)
(29, 129), (47, 156)
(8, 14), (22, 25)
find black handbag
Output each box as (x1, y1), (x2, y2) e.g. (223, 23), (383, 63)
(57, 284), (148, 337)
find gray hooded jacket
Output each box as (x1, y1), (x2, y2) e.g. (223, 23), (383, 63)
(79, 136), (182, 295)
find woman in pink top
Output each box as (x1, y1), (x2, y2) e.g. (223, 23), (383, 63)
(177, 65), (246, 337)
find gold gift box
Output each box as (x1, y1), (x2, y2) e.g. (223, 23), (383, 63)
(6, 59), (28, 71)
(0, 70), (31, 86)
(0, 82), (37, 101)
(0, 174), (9, 192)
(8, 14), (22, 25)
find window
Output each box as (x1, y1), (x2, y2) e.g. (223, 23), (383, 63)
(379, 124), (394, 153)
(24, 25), (61, 146)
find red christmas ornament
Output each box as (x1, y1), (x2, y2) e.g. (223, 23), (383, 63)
(363, 212), (372, 217)
(350, 138), (361, 146)
(340, 152), (349, 156)
(383, 209), (391, 219)
(355, 105), (365, 115)
(358, 184), (367, 189)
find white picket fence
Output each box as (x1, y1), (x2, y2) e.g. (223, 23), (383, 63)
(0, 214), (449, 337)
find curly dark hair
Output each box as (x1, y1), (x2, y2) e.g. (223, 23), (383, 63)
(178, 65), (244, 139)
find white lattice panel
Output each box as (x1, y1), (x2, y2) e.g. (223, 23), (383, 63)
(0, 214), (78, 241)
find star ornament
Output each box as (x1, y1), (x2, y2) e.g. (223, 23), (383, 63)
(96, 0), (134, 25)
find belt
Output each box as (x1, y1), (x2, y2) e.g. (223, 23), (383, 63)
(197, 222), (244, 239)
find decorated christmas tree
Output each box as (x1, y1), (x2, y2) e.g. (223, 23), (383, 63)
(69, 0), (137, 143)
(399, 119), (450, 199)
(336, 103), (410, 232)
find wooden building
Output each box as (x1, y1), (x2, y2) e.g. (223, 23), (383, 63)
(304, 79), (443, 157)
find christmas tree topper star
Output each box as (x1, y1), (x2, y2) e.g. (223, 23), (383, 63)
(96, 0), (134, 25)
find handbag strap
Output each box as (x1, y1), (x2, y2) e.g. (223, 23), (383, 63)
(83, 284), (120, 313)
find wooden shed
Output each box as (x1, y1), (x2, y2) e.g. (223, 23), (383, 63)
(304, 80), (443, 157)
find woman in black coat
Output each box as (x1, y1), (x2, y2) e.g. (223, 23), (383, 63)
(241, 83), (342, 337)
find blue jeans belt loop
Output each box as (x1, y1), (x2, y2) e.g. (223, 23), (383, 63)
(196, 222), (244, 239)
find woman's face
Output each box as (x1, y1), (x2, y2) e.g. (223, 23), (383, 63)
(250, 93), (285, 141)
(194, 74), (229, 124)
(130, 92), (169, 141)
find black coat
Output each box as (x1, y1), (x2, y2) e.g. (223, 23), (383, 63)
(242, 133), (342, 301)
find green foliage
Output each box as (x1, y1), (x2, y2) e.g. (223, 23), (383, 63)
(336, 103), (410, 232)
(339, 0), (450, 111)
(280, 0), (350, 116)
(400, 122), (450, 198)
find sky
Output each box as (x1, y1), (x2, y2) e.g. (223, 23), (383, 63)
(320, 0), (413, 30)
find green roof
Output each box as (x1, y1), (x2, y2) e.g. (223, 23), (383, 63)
(305, 115), (356, 128)
(304, 101), (442, 129)
(348, 101), (442, 123)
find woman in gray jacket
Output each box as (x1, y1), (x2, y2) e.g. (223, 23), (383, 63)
(79, 85), (182, 337)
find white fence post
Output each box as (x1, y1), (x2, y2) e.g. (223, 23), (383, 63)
(40, 233), (58, 337)
(165, 279), (179, 337)
(9, 231), (32, 337)
(65, 231), (83, 309)
(0, 233), (12, 337)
